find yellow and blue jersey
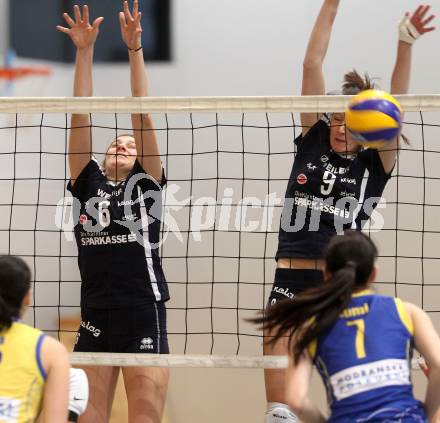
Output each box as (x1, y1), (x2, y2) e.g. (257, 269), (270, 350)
(0, 321), (46, 423)
(309, 290), (426, 422)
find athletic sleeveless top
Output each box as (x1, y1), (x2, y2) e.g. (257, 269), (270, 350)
(67, 158), (169, 308)
(0, 321), (46, 423)
(276, 118), (391, 259)
(309, 290), (425, 422)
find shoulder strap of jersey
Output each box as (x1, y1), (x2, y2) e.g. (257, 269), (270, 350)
(307, 339), (318, 360)
(35, 333), (47, 380)
(394, 298), (414, 336)
(306, 315), (318, 359)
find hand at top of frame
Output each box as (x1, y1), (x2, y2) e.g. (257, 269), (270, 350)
(399, 5), (436, 44)
(56, 5), (104, 50)
(119, 0), (143, 51)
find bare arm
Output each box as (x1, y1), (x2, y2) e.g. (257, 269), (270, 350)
(119, 0), (162, 183)
(405, 302), (440, 421)
(286, 355), (326, 423)
(40, 337), (70, 423)
(301, 0), (340, 134)
(57, 5), (104, 183)
(379, 6), (436, 174)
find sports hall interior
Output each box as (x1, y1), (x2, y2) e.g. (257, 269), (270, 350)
(1, 1), (440, 422)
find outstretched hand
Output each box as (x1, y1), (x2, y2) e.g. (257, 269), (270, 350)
(408, 5), (436, 35)
(399, 5), (436, 44)
(56, 5), (104, 50)
(119, 0), (142, 51)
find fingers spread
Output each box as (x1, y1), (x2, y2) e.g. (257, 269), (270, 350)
(73, 5), (82, 24)
(419, 5), (431, 18)
(56, 25), (70, 34)
(421, 14), (436, 28)
(92, 16), (104, 30)
(83, 5), (89, 24)
(123, 1), (134, 22)
(413, 5), (425, 19)
(118, 11), (127, 29)
(63, 13), (75, 27)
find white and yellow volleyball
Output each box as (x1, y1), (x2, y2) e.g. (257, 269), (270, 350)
(345, 89), (402, 148)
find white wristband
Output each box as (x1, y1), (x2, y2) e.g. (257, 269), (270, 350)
(399, 16), (421, 44)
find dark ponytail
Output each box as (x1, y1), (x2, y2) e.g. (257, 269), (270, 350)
(252, 231), (377, 364)
(0, 295), (13, 331)
(0, 256), (31, 331)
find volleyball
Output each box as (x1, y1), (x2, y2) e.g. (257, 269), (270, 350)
(345, 89), (402, 148)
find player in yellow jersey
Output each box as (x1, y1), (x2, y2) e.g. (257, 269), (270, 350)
(0, 256), (70, 423)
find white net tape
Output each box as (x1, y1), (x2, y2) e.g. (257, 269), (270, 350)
(0, 94), (440, 114)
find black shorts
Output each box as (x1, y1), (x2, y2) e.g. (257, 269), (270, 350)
(268, 268), (324, 306)
(74, 302), (169, 354)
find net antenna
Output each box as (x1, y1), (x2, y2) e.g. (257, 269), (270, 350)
(0, 49), (52, 97)
(0, 50), (52, 131)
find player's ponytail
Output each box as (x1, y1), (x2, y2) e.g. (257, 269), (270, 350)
(0, 294), (13, 330)
(341, 70), (375, 95)
(253, 230), (377, 364)
(0, 256), (31, 331)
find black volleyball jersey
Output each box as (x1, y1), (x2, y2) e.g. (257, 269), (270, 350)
(276, 118), (392, 259)
(67, 157), (169, 308)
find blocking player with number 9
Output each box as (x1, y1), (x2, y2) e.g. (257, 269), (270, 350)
(262, 2), (438, 420)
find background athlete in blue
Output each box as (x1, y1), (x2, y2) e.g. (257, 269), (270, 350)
(256, 231), (440, 422)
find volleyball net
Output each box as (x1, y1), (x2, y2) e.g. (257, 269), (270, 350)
(1, 95), (439, 368)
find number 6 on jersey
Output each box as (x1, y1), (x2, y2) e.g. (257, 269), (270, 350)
(98, 200), (111, 228)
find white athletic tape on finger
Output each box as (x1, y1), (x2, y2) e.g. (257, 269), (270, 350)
(399, 16), (421, 44)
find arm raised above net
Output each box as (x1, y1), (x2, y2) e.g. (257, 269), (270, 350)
(380, 5), (436, 174)
(301, 0), (340, 135)
(57, 5), (104, 183)
(119, 0), (163, 183)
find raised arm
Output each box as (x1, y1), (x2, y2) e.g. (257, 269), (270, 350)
(405, 302), (440, 421)
(119, 0), (163, 183)
(57, 5), (103, 183)
(301, 0), (340, 134)
(379, 6), (435, 174)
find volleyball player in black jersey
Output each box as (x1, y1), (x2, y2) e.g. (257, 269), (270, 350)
(57, 2), (169, 422)
(264, 2), (436, 422)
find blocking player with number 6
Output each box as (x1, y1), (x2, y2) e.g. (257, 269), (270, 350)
(57, 1), (170, 422)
